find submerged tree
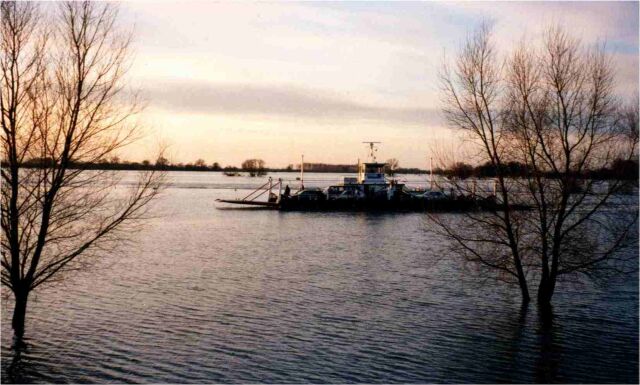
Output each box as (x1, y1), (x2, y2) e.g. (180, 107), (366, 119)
(386, 158), (399, 176)
(434, 24), (638, 306)
(1, 1), (163, 339)
(242, 158), (266, 177)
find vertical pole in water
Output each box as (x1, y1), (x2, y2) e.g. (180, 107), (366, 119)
(429, 157), (434, 191)
(268, 177), (273, 197)
(278, 178), (282, 200)
(300, 154), (304, 190)
(472, 179), (477, 198)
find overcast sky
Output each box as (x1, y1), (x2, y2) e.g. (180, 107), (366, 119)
(119, 1), (639, 168)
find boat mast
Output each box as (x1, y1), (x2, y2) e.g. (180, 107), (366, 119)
(429, 156), (434, 190)
(300, 154), (304, 190)
(362, 141), (381, 162)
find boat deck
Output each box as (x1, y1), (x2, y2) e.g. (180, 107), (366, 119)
(216, 199), (279, 208)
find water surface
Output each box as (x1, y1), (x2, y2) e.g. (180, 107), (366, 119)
(2, 172), (638, 383)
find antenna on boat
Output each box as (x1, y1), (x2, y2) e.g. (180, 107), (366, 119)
(429, 156), (434, 190)
(362, 141), (381, 162)
(300, 154), (304, 190)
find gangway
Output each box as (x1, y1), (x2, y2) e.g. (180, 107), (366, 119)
(216, 177), (282, 208)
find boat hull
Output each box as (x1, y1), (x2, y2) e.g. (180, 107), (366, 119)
(278, 196), (530, 212)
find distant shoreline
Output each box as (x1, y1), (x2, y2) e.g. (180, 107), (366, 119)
(16, 160), (427, 175)
(16, 159), (639, 180)
(18, 164), (429, 175)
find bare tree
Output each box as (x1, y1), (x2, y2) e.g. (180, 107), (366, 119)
(434, 23), (638, 306)
(386, 158), (399, 176)
(155, 156), (169, 169)
(242, 158), (266, 177)
(1, 1), (163, 339)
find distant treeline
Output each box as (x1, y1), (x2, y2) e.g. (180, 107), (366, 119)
(293, 163), (356, 173)
(437, 159), (639, 181)
(16, 157), (638, 180)
(289, 162), (425, 174)
(17, 157), (429, 174)
(19, 157), (229, 172)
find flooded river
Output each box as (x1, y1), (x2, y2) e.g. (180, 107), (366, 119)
(2, 172), (638, 383)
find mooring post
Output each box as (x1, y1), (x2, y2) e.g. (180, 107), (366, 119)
(278, 178), (282, 200)
(268, 177), (273, 197)
(472, 179), (477, 198)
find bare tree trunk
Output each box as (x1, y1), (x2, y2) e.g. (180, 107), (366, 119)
(537, 273), (553, 307)
(538, 250), (559, 306)
(517, 266), (530, 303)
(11, 288), (29, 339)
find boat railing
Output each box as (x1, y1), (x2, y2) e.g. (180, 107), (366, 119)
(216, 177), (282, 207)
(240, 177), (279, 201)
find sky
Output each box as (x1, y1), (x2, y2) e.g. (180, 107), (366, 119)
(118, 1), (639, 168)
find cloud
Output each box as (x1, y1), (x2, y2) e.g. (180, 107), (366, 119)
(143, 80), (443, 127)
(121, 2), (637, 167)
(446, 2), (638, 43)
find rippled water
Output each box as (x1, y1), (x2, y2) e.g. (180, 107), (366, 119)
(2, 172), (638, 383)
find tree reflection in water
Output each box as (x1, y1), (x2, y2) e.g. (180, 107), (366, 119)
(535, 305), (560, 383)
(7, 338), (27, 384)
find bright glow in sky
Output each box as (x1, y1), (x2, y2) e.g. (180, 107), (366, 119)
(118, 1), (639, 168)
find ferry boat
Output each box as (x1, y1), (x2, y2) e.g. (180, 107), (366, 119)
(216, 142), (515, 212)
